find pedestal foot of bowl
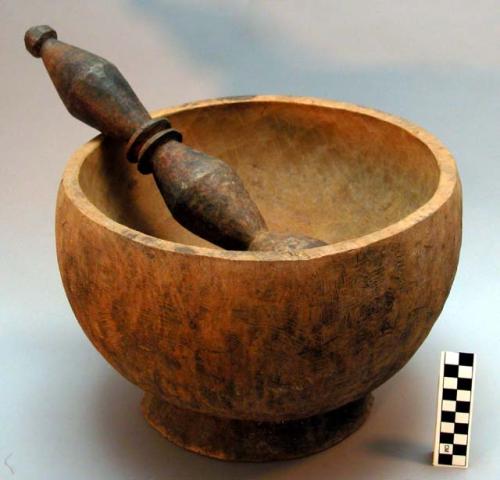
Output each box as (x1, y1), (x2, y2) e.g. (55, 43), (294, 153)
(141, 393), (373, 462)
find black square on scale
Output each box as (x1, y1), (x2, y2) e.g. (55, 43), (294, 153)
(453, 444), (467, 456)
(455, 423), (469, 435)
(459, 352), (474, 366)
(441, 411), (456, 423)
(440, 432), (454, 444)
(456, 401), (471, 413)
(444, 364), (459, 377)
(457, 378), (472, 390)
(443, 388), (457, 400)
(438, 453), (453, 465)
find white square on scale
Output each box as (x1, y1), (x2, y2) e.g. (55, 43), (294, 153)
(456, 412), (470, 424)
(439, 443), (453, 454)
(442, 400), (456, 411)
(458, 365), (473, 378)
(441, 422), (455, 433)
(443, 377), (457, 389)
(457, 389), (471, 401)
(454, 434), (468, 445)
(445, 351), (459, 364)
(452, 455), (467, 466)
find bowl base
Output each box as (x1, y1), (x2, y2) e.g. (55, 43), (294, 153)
(141, 393), (373, 462)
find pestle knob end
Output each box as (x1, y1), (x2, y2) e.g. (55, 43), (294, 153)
(25, 25), (57, 58)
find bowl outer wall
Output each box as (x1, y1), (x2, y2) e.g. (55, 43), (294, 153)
(55, 96), (462, 422)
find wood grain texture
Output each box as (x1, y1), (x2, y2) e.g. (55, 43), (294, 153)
(56, 96), (462, 460)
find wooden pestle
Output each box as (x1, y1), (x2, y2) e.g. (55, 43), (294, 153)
(25, 25), (327, 252)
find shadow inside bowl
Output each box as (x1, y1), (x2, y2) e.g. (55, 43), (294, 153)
(78, 99), (441, 249)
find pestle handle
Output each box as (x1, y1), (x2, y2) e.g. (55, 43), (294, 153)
(25, 25), (151, 140)
(25, 25), (326, 251)
(24, 24), (182, 164)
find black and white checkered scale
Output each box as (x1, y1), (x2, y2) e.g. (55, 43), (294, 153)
(434, 351), (475, 468)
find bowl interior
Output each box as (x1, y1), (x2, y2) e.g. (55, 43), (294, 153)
(78, 99), (440, 248)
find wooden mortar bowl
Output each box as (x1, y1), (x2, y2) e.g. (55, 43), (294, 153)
(56, 96), (461, 461)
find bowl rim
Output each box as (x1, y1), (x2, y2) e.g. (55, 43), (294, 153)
(62, 95), (459, 262)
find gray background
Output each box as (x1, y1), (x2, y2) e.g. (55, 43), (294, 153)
(1, 1), (499, 479)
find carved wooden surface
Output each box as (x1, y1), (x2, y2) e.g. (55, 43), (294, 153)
(56, 96), (462, 460)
